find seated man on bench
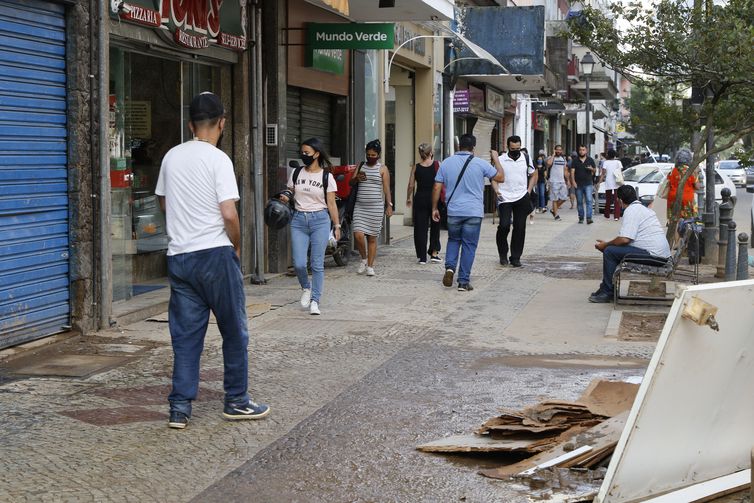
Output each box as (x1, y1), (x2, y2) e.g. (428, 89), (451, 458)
(589, 185), (671, 303)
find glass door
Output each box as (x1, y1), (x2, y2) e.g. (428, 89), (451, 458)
(109, 48), (222, 302)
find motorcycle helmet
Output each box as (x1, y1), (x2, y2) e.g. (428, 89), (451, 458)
(264, 198), (292, 229)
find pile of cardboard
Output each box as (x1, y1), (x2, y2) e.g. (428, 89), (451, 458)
(417, 379), (639, 481)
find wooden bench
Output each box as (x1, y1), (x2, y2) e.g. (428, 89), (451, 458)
(613, 220), (700, 305)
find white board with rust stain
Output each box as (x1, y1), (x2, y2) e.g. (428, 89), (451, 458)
(596, 279), (754, 503)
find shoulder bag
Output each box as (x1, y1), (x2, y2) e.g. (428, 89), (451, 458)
(444, 155), (474, 207)
(613, 164), (625, 185)
(344, 161), (365, 220)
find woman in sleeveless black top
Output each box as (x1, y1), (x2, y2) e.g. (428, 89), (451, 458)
(406, 143), (442, 264)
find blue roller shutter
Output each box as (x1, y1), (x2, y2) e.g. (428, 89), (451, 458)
(0, 0), (69, 349)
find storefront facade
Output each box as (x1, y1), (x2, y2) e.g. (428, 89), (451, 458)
(104, 0), (252, 321)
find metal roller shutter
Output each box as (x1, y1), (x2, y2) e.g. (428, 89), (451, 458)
(0, 0), (69, 349)
(286, 87), (332, 160)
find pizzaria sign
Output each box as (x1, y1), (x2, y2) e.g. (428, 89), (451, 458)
(110, 0), (248, 52)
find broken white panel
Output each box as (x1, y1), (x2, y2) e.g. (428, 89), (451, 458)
(596, 279), (754, 503)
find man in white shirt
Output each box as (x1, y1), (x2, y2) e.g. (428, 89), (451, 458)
(492, 135), (536, 267)
(155, 92), (269, 429)
(589, 185), (671, 303)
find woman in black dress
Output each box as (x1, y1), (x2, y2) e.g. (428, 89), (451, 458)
(406, 143), (442, 264)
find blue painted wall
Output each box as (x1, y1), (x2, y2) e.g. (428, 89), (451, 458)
(456, 6), (545, 76)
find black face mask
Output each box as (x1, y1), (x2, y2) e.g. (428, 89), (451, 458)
(508, 149), (521, 160)
(216, 131), (224, 149)
(300, 153), (316, 166)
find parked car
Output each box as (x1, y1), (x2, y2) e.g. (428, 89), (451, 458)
(597, 163), (670, 211)
(635, 166), (736, 206)
(716, 159), (747, 187)
(746, 166), (754, 187)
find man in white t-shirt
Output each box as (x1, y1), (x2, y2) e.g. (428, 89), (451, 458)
(589, 184), (671, 303)
(155, 92), (269, 429)
(493, 135), (536, 267)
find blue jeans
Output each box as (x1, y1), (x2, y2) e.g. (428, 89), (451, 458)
(167, 246), (249, 416)
(600, 245), (652, 293)
(575, 184), (594, 220)
(537, 181), (546, 208)
(290, 210), (331, 303)
(445, 216), (482, 284)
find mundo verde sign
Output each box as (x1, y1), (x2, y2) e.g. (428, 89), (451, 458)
(307, 23), (395, 50)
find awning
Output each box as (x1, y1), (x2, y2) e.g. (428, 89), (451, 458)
(305, 0), (455, 21)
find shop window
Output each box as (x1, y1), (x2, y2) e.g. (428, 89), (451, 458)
(108, 48), (222, 302)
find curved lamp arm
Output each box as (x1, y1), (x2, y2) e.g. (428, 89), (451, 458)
(384, 35), (451, 93)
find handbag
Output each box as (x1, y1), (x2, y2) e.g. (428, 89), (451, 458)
(657, 176), (670, 199)
(613, 166), (624, 185)
(344, 162), (365, 220)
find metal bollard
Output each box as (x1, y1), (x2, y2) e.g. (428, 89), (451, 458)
(725, 221), (737, 281)
(716, 201), (734, 278)
(737, 233), (750, 280)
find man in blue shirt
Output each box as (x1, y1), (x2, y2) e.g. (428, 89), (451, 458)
(432, 134), (505, 291)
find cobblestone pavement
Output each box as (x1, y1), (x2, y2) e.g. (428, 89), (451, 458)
(0, 210), (659, 502)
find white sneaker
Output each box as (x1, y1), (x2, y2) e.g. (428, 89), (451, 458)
(357, 260), (367, 274)
(300, 288), (311, 308)
(366, 266), (375, 276)
(309, 300), (320, 315)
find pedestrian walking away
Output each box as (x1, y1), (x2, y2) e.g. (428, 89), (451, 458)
(567, 152), (577, 209)
(600, 149), (624, 220)
(155, 92), (269, 429)
(535, 150), (548, 212)
(279, 138), (341, 316)
(407, 142), (442, 264)
(432, 133), (505, 291)
(570, 145), (597, 224)
(589, 185), (671, 303)
(493, 136), (537, 267)
(351, 139), (394, 276)
(545, 145), (570, 221)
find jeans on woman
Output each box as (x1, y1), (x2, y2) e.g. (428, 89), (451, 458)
(290, 210), (331, 303)
(537, 181), (546, 209)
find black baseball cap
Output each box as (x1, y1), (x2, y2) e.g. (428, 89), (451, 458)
(189, 92), (224, 122)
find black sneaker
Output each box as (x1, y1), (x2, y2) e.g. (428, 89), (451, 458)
(578, 219), (584, 224)
(223, 400), (271, 420)
(588, 291), (612, 303)
(457, 283), (474, 292)
(429, 255), (442, 263)
(554, 215), (561, 221)
(587, 219), (594, 225)
(442, 268), (454, 287)
(168, 411), (189, 429)
(499, 257), (509, 266)
(509, 259), (522, 268)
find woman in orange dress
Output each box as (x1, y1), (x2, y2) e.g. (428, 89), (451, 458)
(666, 148), (702, 221)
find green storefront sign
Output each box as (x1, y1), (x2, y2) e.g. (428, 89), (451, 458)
(307, 23), (395, 50)
(306, 49), (346, 75)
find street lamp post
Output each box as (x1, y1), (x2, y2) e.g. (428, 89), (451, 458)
(581, 52), (595, 154)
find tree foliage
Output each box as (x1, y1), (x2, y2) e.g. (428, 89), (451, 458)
(567, 0), (754, 239)
(624, 84), (686, 156)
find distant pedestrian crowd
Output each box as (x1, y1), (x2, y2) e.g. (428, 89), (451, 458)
(154, 93), (678, 430)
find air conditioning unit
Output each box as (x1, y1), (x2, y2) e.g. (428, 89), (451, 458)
(265, 124), (278, 146)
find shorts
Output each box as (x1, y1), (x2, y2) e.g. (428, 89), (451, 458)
(550, 182), (569, 201)
(568, 186), (576, 196)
